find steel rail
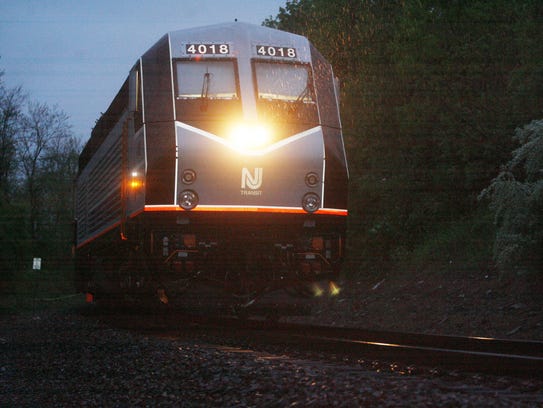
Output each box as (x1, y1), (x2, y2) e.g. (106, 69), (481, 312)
(193, 317), (543, 378)
(82, 305), (543, 378)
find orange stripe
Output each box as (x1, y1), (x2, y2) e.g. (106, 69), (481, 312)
(76, 205), (347, 250)
(144, 205), (347, 216)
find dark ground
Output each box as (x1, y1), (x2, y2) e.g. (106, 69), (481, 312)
(2, 267), (542, 406)
(1, 264), (542, 341)
(297, 267), (543, 341)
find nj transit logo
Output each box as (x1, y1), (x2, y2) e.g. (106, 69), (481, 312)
(241, 167), (263, 195)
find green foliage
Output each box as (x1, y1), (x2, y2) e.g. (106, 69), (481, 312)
(0, 202), (29, 280)
(266, 0), (543, 274)
(480, 119), (543, 275)
(406, 209), (494, 274)
(0, 265), (79, 314)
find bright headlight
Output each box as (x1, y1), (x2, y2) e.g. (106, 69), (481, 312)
(228, 123), (271, 152)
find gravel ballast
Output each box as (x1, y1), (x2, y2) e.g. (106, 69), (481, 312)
(2, 308), (542, 407)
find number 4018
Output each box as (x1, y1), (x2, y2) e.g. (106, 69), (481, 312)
(186, 43), (230, 55)
(256, 45), (296, 58)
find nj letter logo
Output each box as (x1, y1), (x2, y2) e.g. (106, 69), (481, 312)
(241, 167), (263, 190)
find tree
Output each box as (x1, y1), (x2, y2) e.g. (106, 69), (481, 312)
(1, 67), (80, 277)
(379, 0), (543, 269)
(39, 133), (81, 266)
(17, 102), (73, 246)
(0, 71), (26, 202)
(480, 119), (543, 275)
(0, 71), (28, 277)
(265, 0), (543, 274)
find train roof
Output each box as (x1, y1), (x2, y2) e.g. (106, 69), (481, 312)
(160, 21), (312, 62)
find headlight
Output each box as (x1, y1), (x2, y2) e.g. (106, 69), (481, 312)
(179, 190), (199, 210)
(228, 122), (271, 152)
(302, 193), (320, 213)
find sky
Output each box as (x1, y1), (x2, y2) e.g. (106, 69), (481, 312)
(0, 0), (287, 141)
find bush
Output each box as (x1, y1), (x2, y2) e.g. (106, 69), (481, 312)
(480, 119), (543, 275)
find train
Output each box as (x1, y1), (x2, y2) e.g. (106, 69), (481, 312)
(74, 22), (348, 314)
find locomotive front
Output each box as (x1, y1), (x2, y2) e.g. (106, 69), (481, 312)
(75, 22), (348, 306)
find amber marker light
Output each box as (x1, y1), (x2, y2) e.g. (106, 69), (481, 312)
(129, 171), (143, 189)
(228, 122), (271, 152)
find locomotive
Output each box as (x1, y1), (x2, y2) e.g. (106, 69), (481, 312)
(74, 22), (348, 312)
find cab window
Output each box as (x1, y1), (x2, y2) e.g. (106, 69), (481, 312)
(253, 61), (318, 134)
(254, 62), (314, 103)
(176, 60), (238, 99)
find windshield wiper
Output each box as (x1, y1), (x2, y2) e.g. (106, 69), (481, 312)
(295, 81), (313, 104)
(200, 72), (211, 111)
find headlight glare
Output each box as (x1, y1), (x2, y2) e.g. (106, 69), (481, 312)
(228, 122), (271, 151)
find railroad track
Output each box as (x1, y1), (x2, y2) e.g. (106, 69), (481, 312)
(86, 306), (543, 378)
(287, 324), (541, 378)
(181, 316), (543, 378)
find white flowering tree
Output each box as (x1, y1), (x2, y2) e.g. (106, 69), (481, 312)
(480, 119), (543, 275)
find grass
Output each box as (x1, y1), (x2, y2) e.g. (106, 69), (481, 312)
(403, 212), (495, 274)
(0, 266), (85, 316)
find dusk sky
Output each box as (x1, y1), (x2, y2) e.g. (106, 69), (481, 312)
(0, 0), (287, 141)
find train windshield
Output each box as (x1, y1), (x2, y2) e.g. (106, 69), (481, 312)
(255, 62), (314, 103)
(176, 61), (237, 99)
